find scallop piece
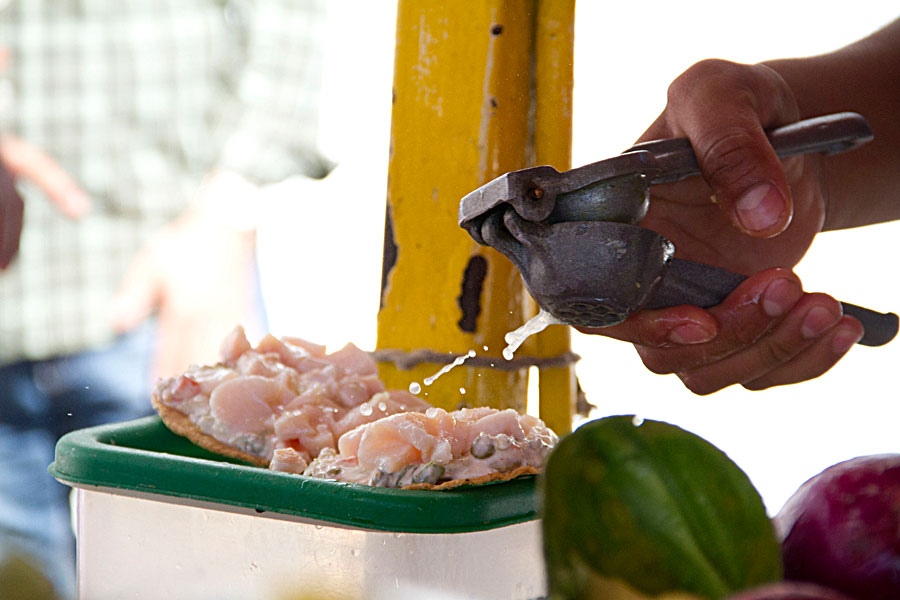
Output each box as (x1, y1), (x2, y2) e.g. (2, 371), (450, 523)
(326, 343), (378, 376)
(353, 412), (454, 473)
(269, 447), (309, 474)
(209, 376), (278, 434)
(281, 336), (327, 357)
(219, 326), (253, 364)
(353, 414), (429, 473)
(255, 333), (330, 375)
(273, 405), (336, 459)
(334, 390), (428, 438)
(467, 408), (526, 440)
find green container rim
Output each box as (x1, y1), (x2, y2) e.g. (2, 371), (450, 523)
(49, 416), (538, 533)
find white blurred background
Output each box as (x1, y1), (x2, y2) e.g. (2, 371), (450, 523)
(257, 1), (900, 515)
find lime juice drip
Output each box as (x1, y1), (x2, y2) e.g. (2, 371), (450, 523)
(407, 309), (562, 396)
(502, 309), (563, 360)
(408, 350), (477, 395)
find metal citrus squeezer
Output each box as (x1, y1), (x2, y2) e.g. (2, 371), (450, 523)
(459, 112), (898, 347)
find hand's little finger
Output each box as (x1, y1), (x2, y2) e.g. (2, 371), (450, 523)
(675, 293), (843, 394)
(740, 316), (863, 391)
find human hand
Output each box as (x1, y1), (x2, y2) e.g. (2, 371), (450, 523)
(0, 134), (90, 269)
(579, 59), (864, 393)
(0, 156), (22, 269)
(110, 173), (262, 380)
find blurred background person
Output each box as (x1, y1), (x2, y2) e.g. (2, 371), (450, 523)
(0, 1), (331, 597)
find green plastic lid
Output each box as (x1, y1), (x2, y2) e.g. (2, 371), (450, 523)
(49, 416), (539, 533)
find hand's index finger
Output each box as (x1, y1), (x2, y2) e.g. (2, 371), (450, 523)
(0, 135), (91, 218)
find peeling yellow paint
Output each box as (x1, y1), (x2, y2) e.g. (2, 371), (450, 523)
(376, 1), (576, 427)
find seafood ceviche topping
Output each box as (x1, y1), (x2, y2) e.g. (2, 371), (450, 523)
(293, 406), (559, 489)
(152, 326), (431, 466)
(153, 326), (558, 489)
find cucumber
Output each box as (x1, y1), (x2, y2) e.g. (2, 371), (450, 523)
(542, 415), (781, 600)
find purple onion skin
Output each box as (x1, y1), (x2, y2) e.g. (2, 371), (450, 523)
(726, 581), (855, 600)
(775, 454), (900, 600)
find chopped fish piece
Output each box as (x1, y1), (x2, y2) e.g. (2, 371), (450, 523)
(155, 326), (553, 491)
(300, 407), (558, 489)
(269, 447), (309, 475)
(152, 325), (431, 464)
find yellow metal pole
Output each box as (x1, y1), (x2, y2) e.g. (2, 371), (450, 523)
(376, 1), (576, 428)
(376, 1), (530, 411)
(531, 0), (577, 434)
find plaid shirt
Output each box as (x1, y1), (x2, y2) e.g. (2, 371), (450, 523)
(0, 0), (329, 363)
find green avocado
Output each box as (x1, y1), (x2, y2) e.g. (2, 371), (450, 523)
(542, 416), (782, 600)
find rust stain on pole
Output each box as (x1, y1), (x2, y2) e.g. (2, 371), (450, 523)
(377, 1), (575, 426)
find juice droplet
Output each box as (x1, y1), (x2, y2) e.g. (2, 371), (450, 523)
(377, 401), (387, 412)
(408, 382), (422, 394)
(459, 387), (466, 395)
(359, 403), (373, 416)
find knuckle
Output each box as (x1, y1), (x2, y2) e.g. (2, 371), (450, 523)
(694, 128), (761, 191)
(628, 315), (675, 348)
(741, 379), (775, 392)
(730, 317), (768, 347)
(677, 371), (720, 396)
(635, 346), (675, 375)
(668, 59), (738, 100)
(754, 337), (798, 370)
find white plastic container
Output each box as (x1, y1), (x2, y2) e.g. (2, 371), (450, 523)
(52, 417), (547, 599)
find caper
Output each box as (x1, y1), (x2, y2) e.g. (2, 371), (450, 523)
(471, 433), (496, 459)
(371, 465), (414, 488)
(411, 462), (445, 485)
(370, 469), (393, 487)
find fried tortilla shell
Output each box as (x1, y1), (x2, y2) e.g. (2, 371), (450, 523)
(152, 395), (269, 468)
(401, 465), (541, 491)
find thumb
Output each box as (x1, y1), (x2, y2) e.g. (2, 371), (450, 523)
(693, 120), (793, 238)
(665, 60), (797, 238)
(109, 244), (162, 333)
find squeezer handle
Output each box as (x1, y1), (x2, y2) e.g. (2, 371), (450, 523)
(647, 259), (899, 347)
(629, 112), (874, 184)
(835, 303), (900, 347)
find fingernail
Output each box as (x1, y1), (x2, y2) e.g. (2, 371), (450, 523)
(667, 323), (715, 345)
(832, 327), (862, 354)
(762, 278), (801, 317)
(801, 306), (840, 339)
(736, 183), (785, 233)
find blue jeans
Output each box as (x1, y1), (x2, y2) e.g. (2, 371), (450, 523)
(0, 322), (156, 599)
